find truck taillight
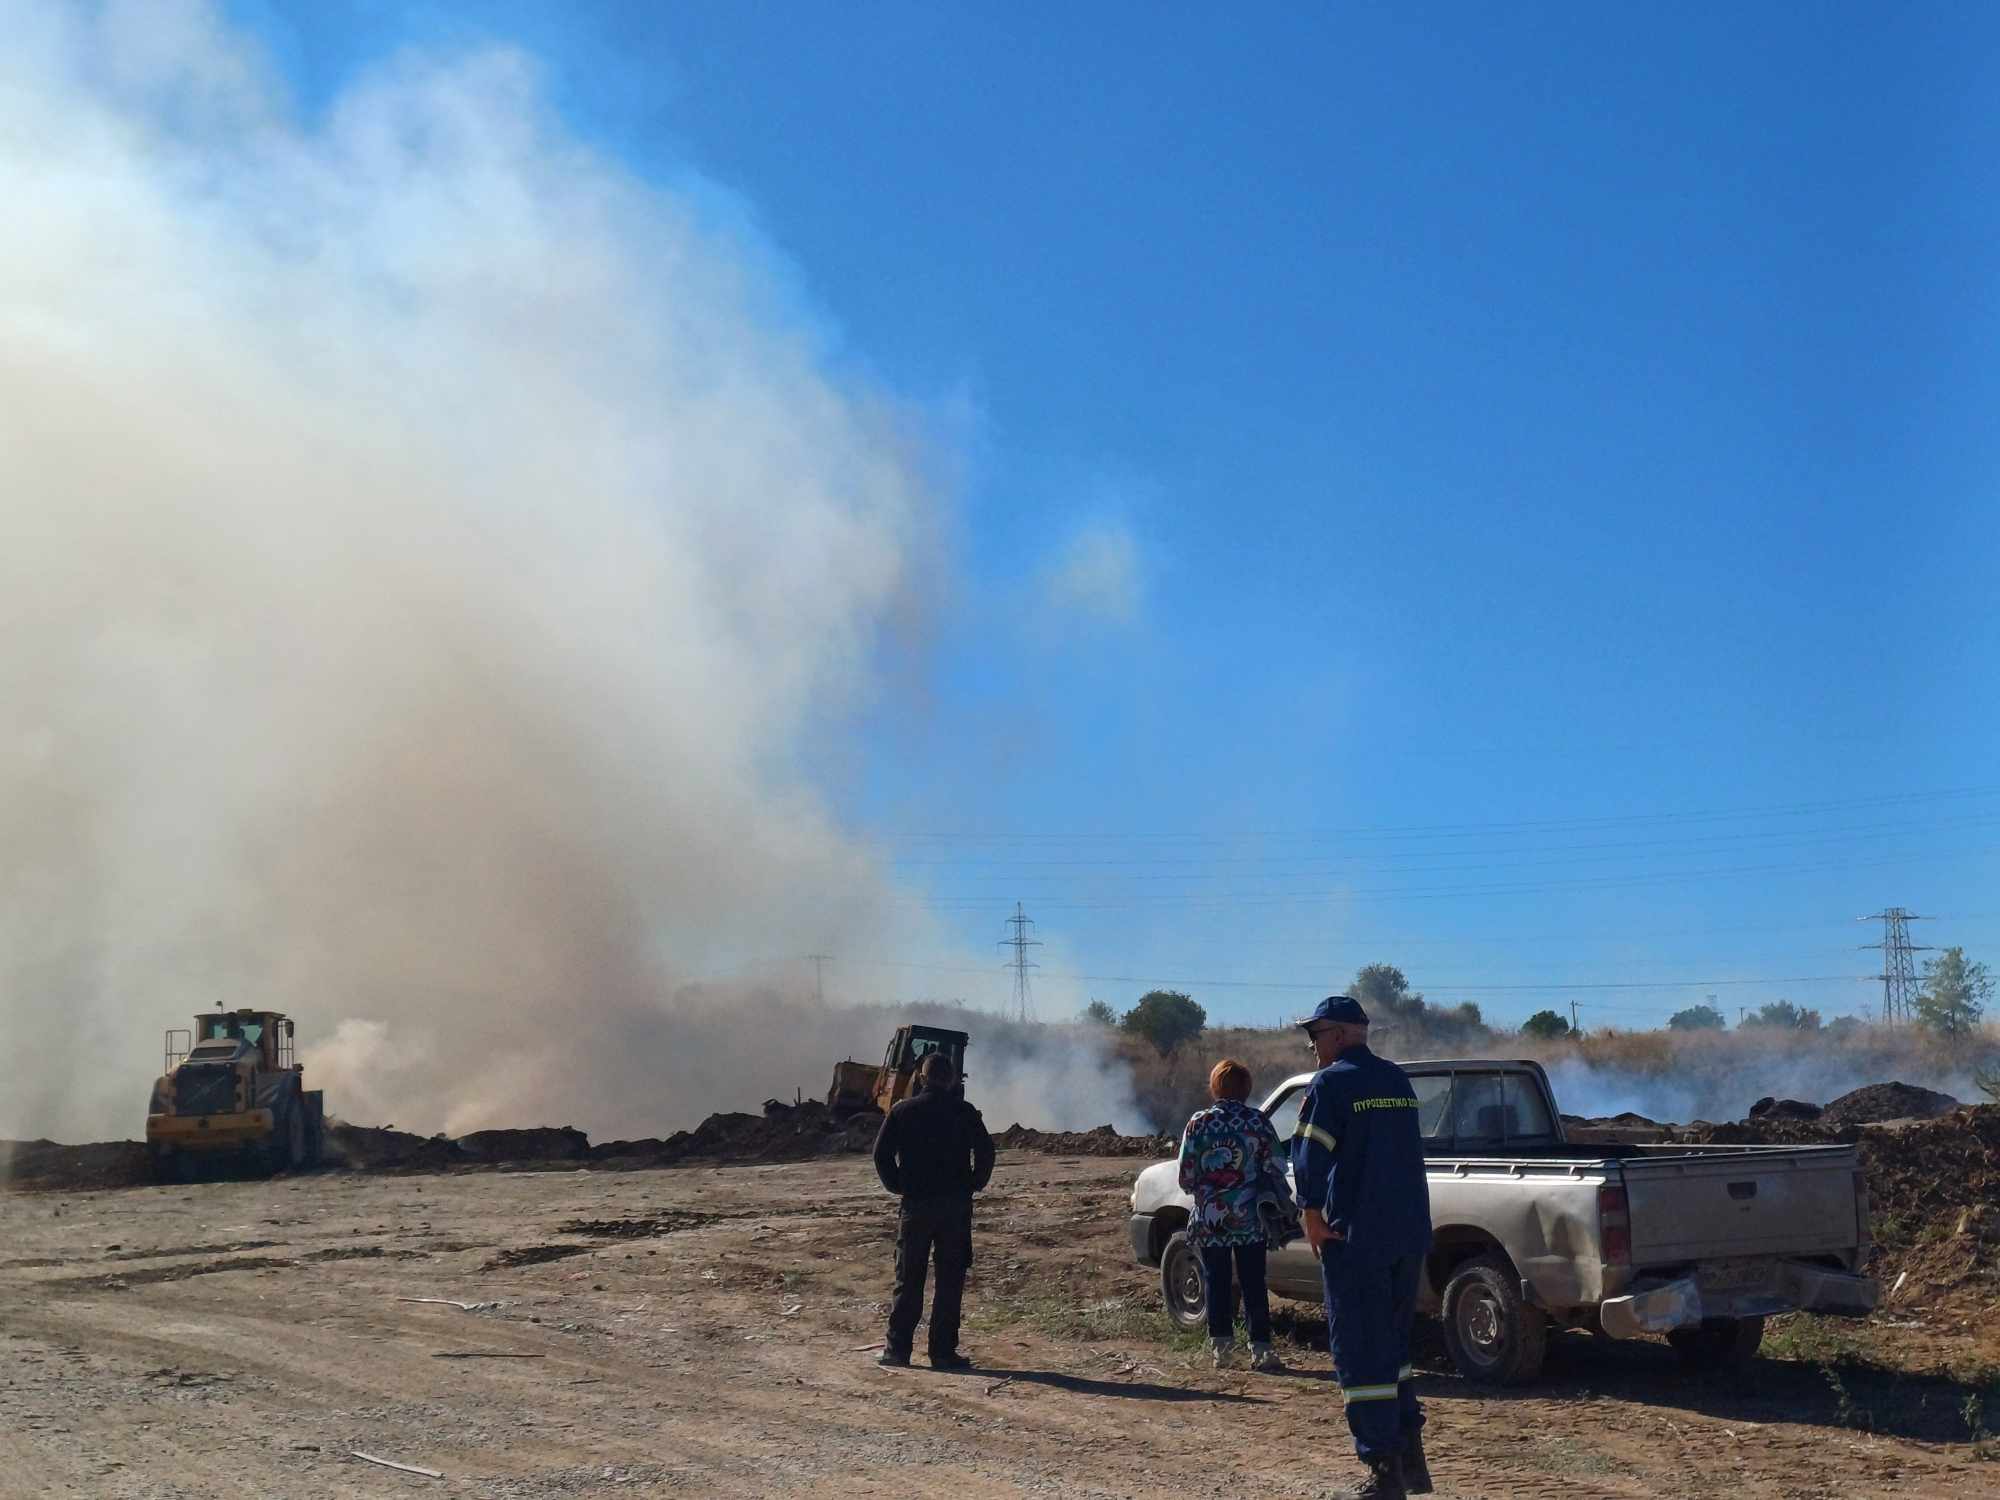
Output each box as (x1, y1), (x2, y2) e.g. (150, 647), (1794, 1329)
(1598, 1184), (1631, 1265)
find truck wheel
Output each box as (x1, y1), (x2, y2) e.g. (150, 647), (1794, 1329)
(1159, 1230), (1212, 1334)
(1441, 1253), (1547, 1385)
(1667, 1315), (1764, 1372)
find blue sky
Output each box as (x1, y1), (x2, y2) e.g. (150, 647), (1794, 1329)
(232, 2), (1998, 1028)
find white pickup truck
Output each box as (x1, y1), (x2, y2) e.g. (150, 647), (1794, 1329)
(1128, 1058), (1876, 1383)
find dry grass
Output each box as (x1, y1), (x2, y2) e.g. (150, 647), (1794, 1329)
(1109, 1017), (1998, 1134)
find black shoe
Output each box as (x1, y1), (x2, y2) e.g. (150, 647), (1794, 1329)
(877, 1348), (910, 1367)
(928, 1350), (973, 1370)
(1332, 1455), (1406, 1500)
(1401, 1431), (1433, 1496)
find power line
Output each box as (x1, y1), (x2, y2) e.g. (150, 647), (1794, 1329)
(837, 953), (1871, 997)
(886, 811), (2000, 870)
(908, 843), (2000, 910)
(880, 785), (2000, 845)
(998, 903), (1041, 1023)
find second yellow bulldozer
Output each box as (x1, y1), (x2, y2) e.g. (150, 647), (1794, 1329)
(827, 1024), (969, 1116)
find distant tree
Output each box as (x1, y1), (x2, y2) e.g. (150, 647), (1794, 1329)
(1120, 989), (1207, 1056)
(1446, 1001), (1484, 1029)
(1914, 947), (1993, 1038)
(1667, 1004), (1727, 1032)
(1079, 999), (1117, 1026)
(1743, 1000), (1822, 1032)
(1826, 1015), (1865, 1040)
(1352, 964), (1422, 1015)
(1520, 1009), (1572, 1041)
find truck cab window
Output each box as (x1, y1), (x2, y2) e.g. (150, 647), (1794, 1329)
(1452, 1073), (1510, 1145)
(1411, 1073), (1454, 1139)
(1263, 1085), (1307, 1146)
(1502, 1071), (1556, 1140)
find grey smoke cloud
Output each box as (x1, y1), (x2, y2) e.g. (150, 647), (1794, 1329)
(0, 1), (1141, 1143)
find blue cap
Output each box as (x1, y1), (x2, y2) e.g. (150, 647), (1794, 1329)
(1299, 995), (1369, 1029)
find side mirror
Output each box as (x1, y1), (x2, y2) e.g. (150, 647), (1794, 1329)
(286, 1020), (295, 1037)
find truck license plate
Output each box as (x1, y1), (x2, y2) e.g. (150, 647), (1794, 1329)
(1701, 1261), (1770, 1293)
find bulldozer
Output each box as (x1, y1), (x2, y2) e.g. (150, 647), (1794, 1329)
(827, 1024), (969, 1117)
(145, 1007), (325, 1180)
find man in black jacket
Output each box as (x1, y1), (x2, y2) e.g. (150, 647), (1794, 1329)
(872, 1052), (995, 1369)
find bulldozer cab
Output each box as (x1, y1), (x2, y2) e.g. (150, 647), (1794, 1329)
(173, 1009), (295, 1071)
(884, 1025), (967, 1079)
(827, 1024), (972, 1117)
(874, 1024), (969, 1111)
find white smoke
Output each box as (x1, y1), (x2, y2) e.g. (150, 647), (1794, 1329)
(0, 1), (1140, 1143)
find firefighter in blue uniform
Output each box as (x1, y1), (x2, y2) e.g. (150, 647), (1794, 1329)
(1292, 996), (1434, 1499)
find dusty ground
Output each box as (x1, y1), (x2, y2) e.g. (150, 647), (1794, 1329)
(3, 1153), (1997, 1499)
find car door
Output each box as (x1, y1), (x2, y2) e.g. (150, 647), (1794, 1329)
(1261, 1082), (1322, 1297)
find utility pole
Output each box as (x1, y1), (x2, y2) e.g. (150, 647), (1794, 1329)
(806, 953), (832, 1006)
(1860, 909), (1932, 1026)
(998, 903), (1042, 1023)
(1568, 1000), (1580, 1034)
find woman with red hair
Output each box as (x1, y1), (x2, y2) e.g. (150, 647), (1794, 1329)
(1177, 1057), (1293, 1370)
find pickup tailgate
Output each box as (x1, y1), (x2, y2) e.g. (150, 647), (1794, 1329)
(1620, 1145), (1864, 1264)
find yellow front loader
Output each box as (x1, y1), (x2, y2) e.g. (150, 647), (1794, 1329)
(145, 1007), (325, 1180)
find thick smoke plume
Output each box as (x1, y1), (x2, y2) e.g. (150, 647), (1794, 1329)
(0, 1), (1138, 1143)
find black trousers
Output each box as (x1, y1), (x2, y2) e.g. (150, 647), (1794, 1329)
(886, 1193), (973, 1357)
(1200, 1243), (1272, 1343)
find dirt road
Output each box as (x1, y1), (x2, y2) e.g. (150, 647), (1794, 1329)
(2, 1153), (1994, 1498)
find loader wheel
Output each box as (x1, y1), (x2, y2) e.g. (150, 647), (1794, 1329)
(283, 1103), (307, 1172)
(1441, 1253), (1547, 1385)
(1667, 1315), (1764, 1372)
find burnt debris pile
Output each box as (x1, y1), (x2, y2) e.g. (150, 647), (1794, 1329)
(1818, 1080), (1961, 1127)
(6, 1096), (1177, 1193)
(994, 1122), (1175, 1157)
(0, 1138), (153, 1192)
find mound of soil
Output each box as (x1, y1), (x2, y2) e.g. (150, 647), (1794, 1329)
(994, 1123), (1174, 1157)
(660, 1099), (877, 1163)
(1820, 1080), (1960, 1125)
(321, 1121), (468, 1173)
(456, 1127), (589, 1163)
(1679, 1116), (1856, 1147)
(8, 1101), (1171, 1193)
(0, 1139), (151, 1192)
(1748, 1096), (1823, 1122)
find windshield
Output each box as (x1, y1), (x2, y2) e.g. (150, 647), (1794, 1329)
(199, 1016), (263, 1046)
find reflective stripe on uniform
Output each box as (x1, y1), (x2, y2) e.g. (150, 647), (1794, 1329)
(1294, 1121), (1338, 1152)
(1342, 1383), (1400, 1404)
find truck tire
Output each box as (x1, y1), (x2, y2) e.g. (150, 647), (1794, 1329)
(1667, 1315), (1764, 1372)
(1441, 1253), (1547, 1385)
(1159, 1230), (1216, 1334)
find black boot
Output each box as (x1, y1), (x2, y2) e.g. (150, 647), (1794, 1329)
(1401, 1430), (1433, 1495)
(1332, 1454), (1407, 1500)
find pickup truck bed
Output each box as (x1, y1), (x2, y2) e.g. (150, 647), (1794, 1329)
(1129, 1058), (1875, 1384)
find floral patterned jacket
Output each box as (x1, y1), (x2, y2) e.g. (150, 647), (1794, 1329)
(1177, 1098), (1296, 1249)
